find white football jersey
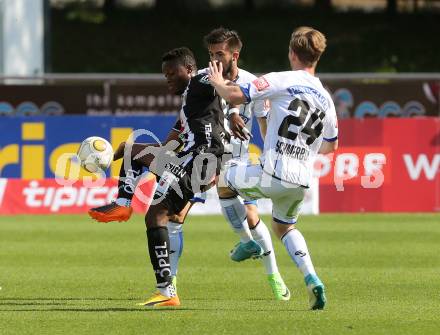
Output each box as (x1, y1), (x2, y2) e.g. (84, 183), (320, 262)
(199, 68), (267, 160)
(240, 70), (338, 187)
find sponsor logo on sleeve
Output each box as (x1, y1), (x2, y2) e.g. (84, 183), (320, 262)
(252, 77), (270, 91)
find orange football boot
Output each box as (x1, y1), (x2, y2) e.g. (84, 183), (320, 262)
(137, 292), (181, 307)
(88, 202), (133, 223)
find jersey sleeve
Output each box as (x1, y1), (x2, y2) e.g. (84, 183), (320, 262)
(239, 72), (281, 103)
(251, 99), (269, 118)
(323, 102), (338, 142)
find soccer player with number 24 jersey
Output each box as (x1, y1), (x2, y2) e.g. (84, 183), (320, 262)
(208, 26), (339, 310)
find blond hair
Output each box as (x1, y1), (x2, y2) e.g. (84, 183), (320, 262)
(289, 26), (326, 67)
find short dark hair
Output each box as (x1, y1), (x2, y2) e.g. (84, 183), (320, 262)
(162, 47), (197, 70)
(203, 27), (243, 52)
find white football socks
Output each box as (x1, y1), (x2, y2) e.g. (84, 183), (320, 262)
(281, 229), (316, 277)
(219, 197), (252, 243)
(251, 220), (279, 275)
(158, 282), (177, 298)
(167, 221), (183, 277)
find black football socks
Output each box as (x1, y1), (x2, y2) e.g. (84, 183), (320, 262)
(146, 226), (172, 288)
(117, 157), (144, 201)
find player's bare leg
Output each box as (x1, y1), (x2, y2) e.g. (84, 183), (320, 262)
(272, 222), (326, 310)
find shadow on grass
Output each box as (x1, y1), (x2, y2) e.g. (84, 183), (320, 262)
(0, 302), (68, 306)
(0, 298), (308, 312)
(0, 306), (308, 312)
(0, 297), (137, 301)
(0, 307), (202, 312)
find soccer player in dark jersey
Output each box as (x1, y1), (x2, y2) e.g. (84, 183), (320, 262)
(89, 47), (230, 307)
(88, 48), (196, 223)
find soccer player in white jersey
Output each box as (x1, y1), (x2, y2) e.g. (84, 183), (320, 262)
(208, 26), (338, 310)
(168, 28), (291, 301)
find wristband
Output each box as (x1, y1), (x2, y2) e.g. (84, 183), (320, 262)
(228, 107), (239, 116)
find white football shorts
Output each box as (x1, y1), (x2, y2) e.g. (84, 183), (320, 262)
(224, 164), (305, 224)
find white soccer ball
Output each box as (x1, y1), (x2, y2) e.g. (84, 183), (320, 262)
(77, 136), (113, 173)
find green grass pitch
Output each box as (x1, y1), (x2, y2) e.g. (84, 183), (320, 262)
(1, 213), (439, 334)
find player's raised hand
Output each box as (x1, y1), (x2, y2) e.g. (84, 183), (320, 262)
(208, 61), (224, 86)
(228, 113), (250, 141)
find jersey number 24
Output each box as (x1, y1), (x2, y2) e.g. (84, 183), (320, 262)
(278, 98), (325, 145)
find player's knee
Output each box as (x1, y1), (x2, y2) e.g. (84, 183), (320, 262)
(145, 204), (169, 228)
(113, 141), (126, 161)
(271, 221), (296, 240)
(169, 213), (184, 223)
(168, 214), (179, 222)
(245, 205), (259, 228)
(217, 186), (236, 198)
(170, 202), (193, 223)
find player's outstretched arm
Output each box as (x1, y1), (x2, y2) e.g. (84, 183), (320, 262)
(208, 61), (246, 105)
